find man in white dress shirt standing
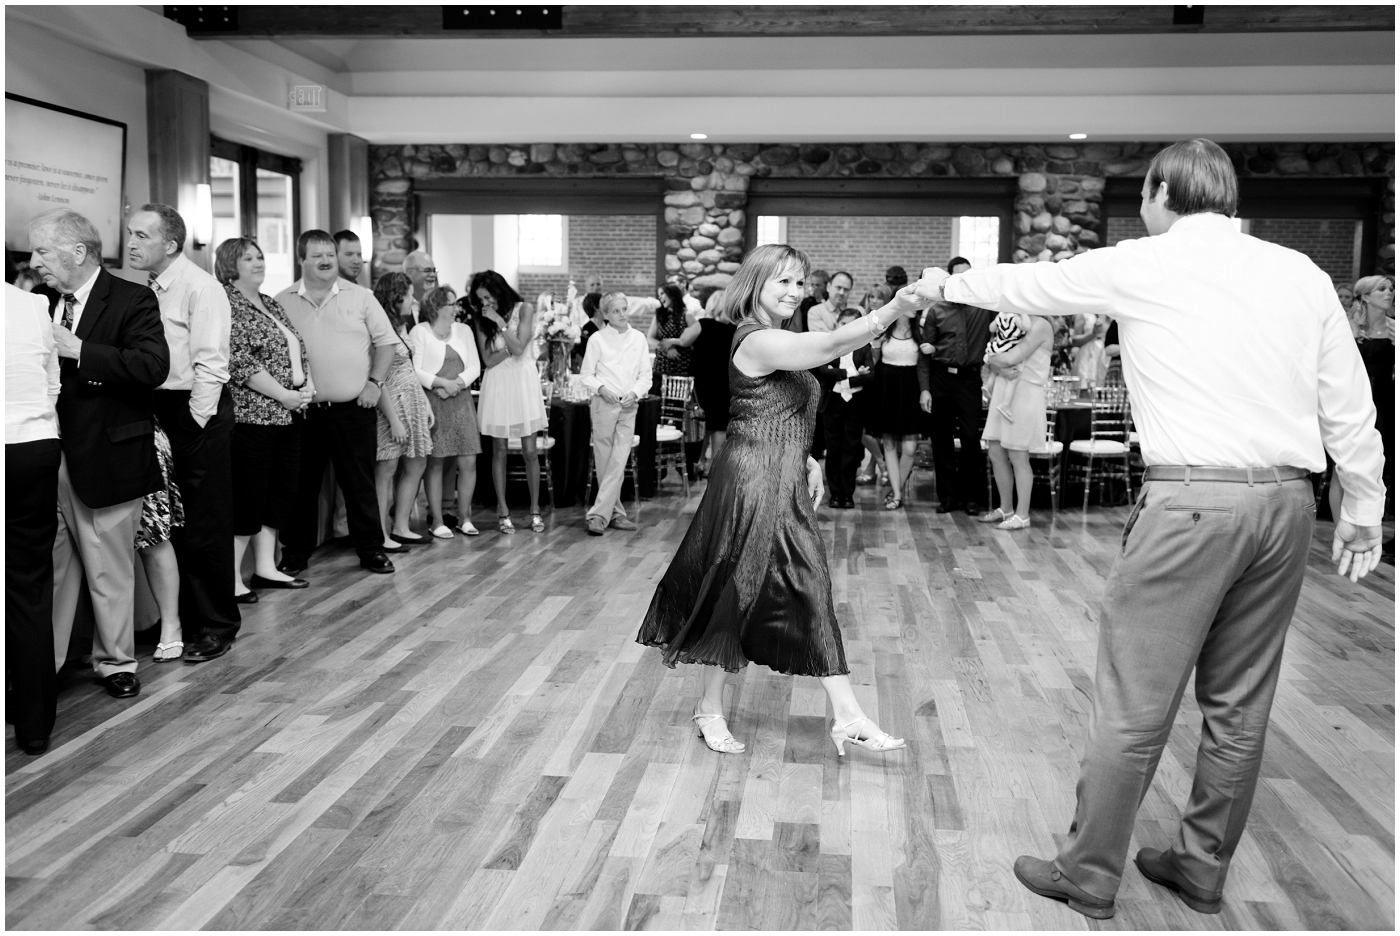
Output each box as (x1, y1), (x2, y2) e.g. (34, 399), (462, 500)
(126, 204), (240, 662)
(579, 292), (652, 536)
(916, 139), (1385, 920)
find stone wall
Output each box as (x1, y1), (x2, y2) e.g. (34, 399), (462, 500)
(370, 141), (1394, 285)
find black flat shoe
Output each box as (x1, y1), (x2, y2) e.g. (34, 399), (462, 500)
(184, 633), (233, 663)
(18, 737), (48, 756)
(235, 590), (259, 604)
(935, 502), (961, 514)
(380, 542), (408, 554)
(101, 672), (141, 699)
(390, 533), (430, 546)
(276, 553), (308, 575)
(360, 552), (395, 574)
(249, 574), (309, 590)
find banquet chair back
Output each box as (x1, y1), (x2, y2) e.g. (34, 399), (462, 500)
(505, 380), (557, 506)
(1029, 407), (1065, 512)
(656, 375), (692, 497)
(1068, 385), (1132, 511)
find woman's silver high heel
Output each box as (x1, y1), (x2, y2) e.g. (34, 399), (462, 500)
(693, 712), (745, 754)
(830, 716), (905, 756)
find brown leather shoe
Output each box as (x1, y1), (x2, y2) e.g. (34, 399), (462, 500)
(1134, 848), (1222, 914)
(1013, 856), (1115, 920)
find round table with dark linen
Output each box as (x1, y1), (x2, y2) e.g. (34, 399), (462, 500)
(474, 395), (661, 508)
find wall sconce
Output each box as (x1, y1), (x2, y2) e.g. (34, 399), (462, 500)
(356, 214), (373, 260)
(193, 183), (214, 250)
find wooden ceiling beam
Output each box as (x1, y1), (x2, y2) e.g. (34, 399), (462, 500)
(171, 5), (1395, 39)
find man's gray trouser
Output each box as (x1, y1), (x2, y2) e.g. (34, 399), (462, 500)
(1056, 474), (1316, 900)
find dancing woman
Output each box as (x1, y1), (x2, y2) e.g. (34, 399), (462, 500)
(636, 244), (922, 756)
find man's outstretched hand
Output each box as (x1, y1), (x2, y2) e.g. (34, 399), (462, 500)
(912, 267), (951, 303)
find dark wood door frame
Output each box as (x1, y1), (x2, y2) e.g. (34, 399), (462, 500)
(743, 177), (1019, 263)
(1104, 177), (1386, 275)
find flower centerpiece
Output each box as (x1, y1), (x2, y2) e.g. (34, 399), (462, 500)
(533, 288), (582, 385)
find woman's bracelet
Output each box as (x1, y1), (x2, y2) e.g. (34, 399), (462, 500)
(865, 309), (887, 337)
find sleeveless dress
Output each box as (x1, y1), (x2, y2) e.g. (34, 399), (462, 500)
(478, 305), (548, 439)
(376, 332), (434, 460)
(636, 322), (849, 677)
(982, 336), (1053, 452)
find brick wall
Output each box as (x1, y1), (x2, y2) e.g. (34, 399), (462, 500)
(784, 216), (955, 299)
(1107, 215), (1358, 284)
(518, 214), (657, 304)
(1106, 216), (1148, 246)
(1247, 218), (1359, 285)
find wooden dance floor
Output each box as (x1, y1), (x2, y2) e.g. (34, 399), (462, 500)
(6, 477), (1394, 930)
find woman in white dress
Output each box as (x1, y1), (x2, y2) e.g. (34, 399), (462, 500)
(470, 270), (548, 534)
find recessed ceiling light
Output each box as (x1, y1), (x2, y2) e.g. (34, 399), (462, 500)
(1069, 133), (1088, 140)
(690, 133), (708, 140)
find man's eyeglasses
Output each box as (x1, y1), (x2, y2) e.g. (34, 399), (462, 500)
(409, 267), (438, 275)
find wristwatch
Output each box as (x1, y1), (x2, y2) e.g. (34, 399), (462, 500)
(368, 377), (383, 387)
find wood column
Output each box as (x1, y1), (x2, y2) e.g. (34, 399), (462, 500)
(328, 133), (370, 285)
(145, 69), (211, 270)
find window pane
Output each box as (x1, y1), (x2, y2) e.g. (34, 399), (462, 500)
(957, 216), (999, 268)
(256, 168), (294, 294)
(518, 214), (564, 268)
(210, 156), (240, 249)
(756, 216), (786, 246)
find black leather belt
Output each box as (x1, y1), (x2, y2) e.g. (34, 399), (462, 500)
(1143, 465), (1310, 485)
(935, 363), (981, 375)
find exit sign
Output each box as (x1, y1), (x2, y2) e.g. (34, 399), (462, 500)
(289, 85), (326, 112)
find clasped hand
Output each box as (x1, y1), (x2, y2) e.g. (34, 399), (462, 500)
(599, 386), (637, 407)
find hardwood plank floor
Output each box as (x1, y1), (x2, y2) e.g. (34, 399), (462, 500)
(7, 472), (1393, 930)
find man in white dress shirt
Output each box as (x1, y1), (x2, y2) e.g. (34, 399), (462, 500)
(579, 292), (652, 535)
(916, 139), (1385, 920)
(805, 270), (854, 333)
(127, 204), (240, 662)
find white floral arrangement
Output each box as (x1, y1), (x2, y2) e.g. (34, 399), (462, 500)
(532, 291), (582, 344)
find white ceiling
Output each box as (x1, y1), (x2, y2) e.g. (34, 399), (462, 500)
(11, 6), (1396, 145)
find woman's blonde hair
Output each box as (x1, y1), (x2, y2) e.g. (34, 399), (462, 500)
(718, 244), (810, 327)
(1352, 274), (1394, 324)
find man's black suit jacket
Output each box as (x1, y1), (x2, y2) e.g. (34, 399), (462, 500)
(813, 344), (875, 415)
(50, 267), (170, 509)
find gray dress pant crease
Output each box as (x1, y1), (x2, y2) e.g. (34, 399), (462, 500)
(1055, 476), (1316, 900)
(51, 455), (144, 677)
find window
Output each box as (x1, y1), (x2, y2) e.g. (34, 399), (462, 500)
(755, 216), (788, 246)
(210, 137), (301, 293)
(955, 216), (999, 268)
(516, 214), (567, 271)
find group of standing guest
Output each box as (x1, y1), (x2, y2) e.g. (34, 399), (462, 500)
(7, 205), (241, 755)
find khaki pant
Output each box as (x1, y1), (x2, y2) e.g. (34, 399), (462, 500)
(52, 455), (144, 677)
(1056, 476), (1315, 900)
(588, 397), (637, 524)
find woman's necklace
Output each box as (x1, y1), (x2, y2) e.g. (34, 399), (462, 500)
(431, 319), (452, 340)
(1360, 306), (1391, 338)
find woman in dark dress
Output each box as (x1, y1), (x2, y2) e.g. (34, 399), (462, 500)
(637, 244), (919, 756)
(1351, 275), (1394, 515)
(647, 284), (695, 395)
(674, 299), (738, 474)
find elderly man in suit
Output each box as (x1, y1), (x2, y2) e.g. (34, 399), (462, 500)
(30, 209), (170, 700)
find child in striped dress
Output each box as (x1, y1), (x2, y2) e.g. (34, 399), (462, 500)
(984, 311), (1029, 421)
